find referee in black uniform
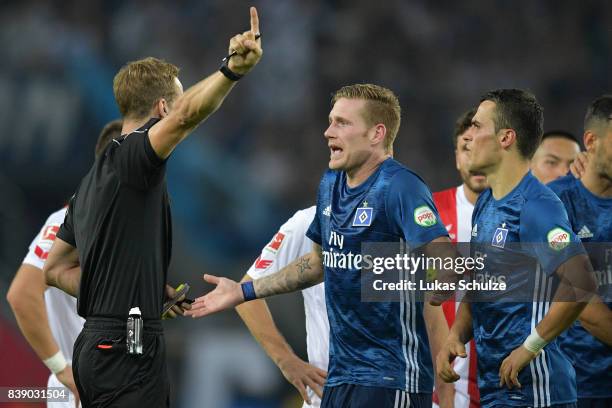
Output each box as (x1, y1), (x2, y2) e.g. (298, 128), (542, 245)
(43, 7), (262, 407)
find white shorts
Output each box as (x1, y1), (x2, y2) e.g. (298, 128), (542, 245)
(302, 393), (322, 408)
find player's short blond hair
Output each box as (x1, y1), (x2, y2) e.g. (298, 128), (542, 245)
(332, 84), (401, 152)
(113, 57), (180, 120)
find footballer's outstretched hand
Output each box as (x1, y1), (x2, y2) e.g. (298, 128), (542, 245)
(185, 274), (244, 318)
(498, 345), (538, 389)
(437, 335), (467, 383)
(227, 7), (263, 76)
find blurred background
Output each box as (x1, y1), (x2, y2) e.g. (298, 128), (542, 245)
(0, 0), (610, 406)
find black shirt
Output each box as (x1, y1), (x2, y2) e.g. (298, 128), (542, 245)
(57, 119), (172, 320)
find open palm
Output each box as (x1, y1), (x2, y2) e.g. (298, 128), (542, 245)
(185, 274), (244, 318)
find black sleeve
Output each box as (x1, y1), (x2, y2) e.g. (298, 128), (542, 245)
(57, 197), (76, 247)
(112, 132), (166, 189)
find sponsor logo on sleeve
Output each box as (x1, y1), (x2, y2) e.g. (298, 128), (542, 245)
(547, 227), (571, 250)
(253, 256), (274, 270)
(265, 232), (286, 253)
(413, 206), (437, 227)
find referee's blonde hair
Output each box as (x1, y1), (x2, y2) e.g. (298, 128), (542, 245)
(332, 84), (401, 153)
(113, 57), (180, 120)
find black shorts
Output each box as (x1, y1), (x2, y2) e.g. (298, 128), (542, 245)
(72, 317), (169, 408)
(321, 383), (432, 408)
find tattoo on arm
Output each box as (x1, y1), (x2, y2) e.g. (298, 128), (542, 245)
(296, 257), (312, 276)
(254, 252), (323, 298)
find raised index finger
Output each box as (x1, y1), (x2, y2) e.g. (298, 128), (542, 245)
(250, 6), (259, 34)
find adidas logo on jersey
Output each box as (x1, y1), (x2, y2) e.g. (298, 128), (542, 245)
(577, 225), (593, 239)
(471, 224), (478, 237)
(323, 205), (331, 217)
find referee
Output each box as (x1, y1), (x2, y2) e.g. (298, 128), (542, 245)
(43, 7), (262, 407)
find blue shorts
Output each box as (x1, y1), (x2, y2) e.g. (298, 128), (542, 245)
(321, 384), (431, 408)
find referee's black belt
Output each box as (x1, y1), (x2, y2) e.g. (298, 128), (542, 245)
(84, 316), (163, 334)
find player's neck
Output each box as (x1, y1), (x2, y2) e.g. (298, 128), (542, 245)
(121, 117), (154, 136)
(462, 184), (480, 205)
(487, 158), (530, 200)
(346, 154), (389, 188)
(581, 165), (612, 198)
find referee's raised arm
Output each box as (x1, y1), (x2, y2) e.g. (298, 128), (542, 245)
(148, 6), (262, 159)
(38, 7), (263, 407)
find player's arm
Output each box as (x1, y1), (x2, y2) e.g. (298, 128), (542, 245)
(423, 302), (454, 407)
(8, 218), (81, 404)
(187, 243), (324, 318)
(148, 7), (262, 159)
(7, 263), (80, 405)
(7, 263), (63, 362)
(424, 236), (463, 305)
(526, 254), (595, 339)
(44, 238), (81, 297)
(499, 253), (597, 389)
(253, 243), (324, 297)
(437, 301), (473, 383)
(235, 274), (326, 403)
(577, 297), (612, 346)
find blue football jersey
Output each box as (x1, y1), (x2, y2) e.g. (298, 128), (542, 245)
(548, 175), (612, 399)
(306, 158), (447, 392)
(470, 172), (585, 408)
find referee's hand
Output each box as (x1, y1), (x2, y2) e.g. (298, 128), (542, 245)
(185, 274), (244, 318)
(227, 7), (263, 76)
(164, 284), (192, 318)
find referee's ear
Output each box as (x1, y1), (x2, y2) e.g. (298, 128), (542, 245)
(156, 99), (170, 118)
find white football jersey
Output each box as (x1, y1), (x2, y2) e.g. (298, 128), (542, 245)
(452, 185), (477, 407)
(433, 184), (478, 408)
(247, 206), (328, 408)
(22, 207), (85, 364)
(455, 184), (475, 244)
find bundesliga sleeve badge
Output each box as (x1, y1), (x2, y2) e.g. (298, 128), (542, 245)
(34, 223), (61, 260)
(265, 232), (286, 253)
